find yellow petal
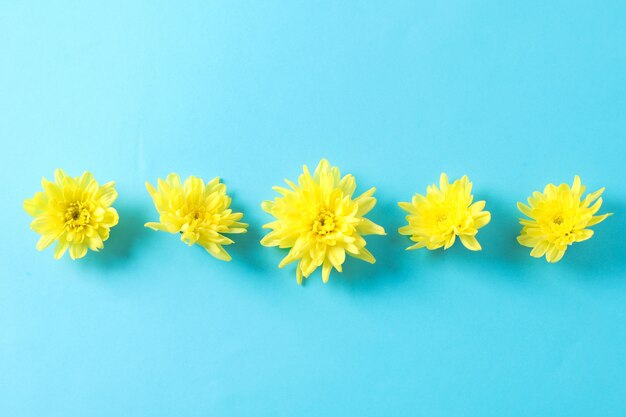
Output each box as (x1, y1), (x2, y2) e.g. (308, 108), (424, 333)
(586, 213), (611, 227)
(88, 234), (104, 251)
(473, 212), (491, 229)
(146, 181), (157, 196)
(203, 242), (232, 261)
(517, 202), (533, 218)
(42, 179), (63, 201)
(69, 243), (88, 260)
(406, 241), (426, 250)
(327, 245), (345, 270)
(443, 234), (456, 250)
(36, 234), (57, 251)
(145, 222), (168, 232)
(470, 200), (486, 214)
(54, 241), (69, 259)
(357, 218), (386, 235)
(587, 197), (603, 215)
(54, 168), (68, 184)
(23, 192), (48, 217)
(398, 225), (413, 236)
(460, 234), (482, 251)
(546, 245), (565, 263)
(571, 175), (582, 197)
(346, 247), (374, 263)
(582, 187), (605, 207)
(439, 173), (449, 191)
(530, 240), (549, 258)
(355, 190), (377, 216)
(575, 229), (594, 242)
(97, 181), (117, 207)
(313, 159), (331, 181)
(338, 174), (356, 196)
(261, 201), (275, 213)
(322, 260), (332, 283)
(398, 202), (417, 214)
(296, 264), (303, 285)
(517, 233), (538, 248)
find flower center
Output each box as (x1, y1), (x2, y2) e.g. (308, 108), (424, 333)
(188, 208), (208, 225)
(552, 214), (564, 225)
(313, 209), (336, 235)
(178, 209), (208, 243)
(64, 202), (91, 229)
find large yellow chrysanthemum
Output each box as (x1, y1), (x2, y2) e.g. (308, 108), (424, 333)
(145, 174), (247, 261)
(261, 159), (386, 284)
(398, 173), (491, 251)
(23, 169), (119, 260)
(517, 176), (611, 263)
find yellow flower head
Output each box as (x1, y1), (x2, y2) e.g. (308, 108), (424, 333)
(23, 169), (119, 260)
(145, 174), (247, 261)
(261, 159), (386, 284)
(398, 173), (491, 251)
(517, 176), (611, 263)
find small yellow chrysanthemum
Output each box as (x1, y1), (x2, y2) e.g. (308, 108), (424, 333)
(398, 173), (491, 251)
(517, 176), (611, 263)
(261, 159), (386, 284)
(145, 174), (247, 261)
(23, 169), (119, 260)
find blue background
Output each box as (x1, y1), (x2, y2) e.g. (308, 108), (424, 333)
(1, 1), (625, 416)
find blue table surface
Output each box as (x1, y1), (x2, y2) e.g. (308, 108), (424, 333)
(1, 1), (625, 416)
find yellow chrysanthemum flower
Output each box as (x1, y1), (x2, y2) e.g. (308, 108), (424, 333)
(145, 174), (247, 261)
(23, 169), (119, 260)
(261, 159), (386, 284)
(398, 173), (491, 251)
(517, 176), (611, 263)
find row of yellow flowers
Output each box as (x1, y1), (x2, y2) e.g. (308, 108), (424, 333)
(24, 159), (611, 284)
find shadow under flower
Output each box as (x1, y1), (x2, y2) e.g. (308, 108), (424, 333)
(227, 218), (274, 274)
(562, 199), (626, 280)
(331, 196), (413, 290)
(80, 203), (151, 269)
(224, 191), (277, 276)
